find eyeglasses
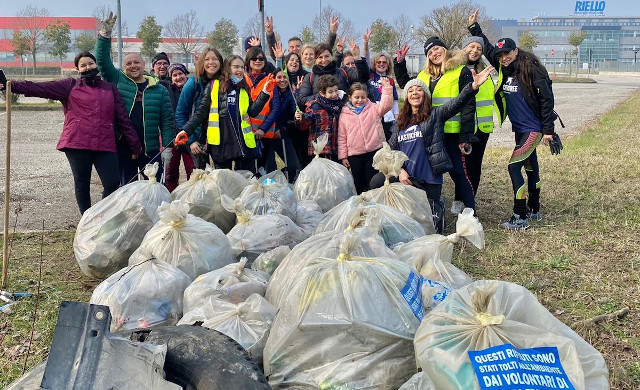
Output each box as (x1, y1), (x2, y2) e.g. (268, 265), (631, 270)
(376, 61), (388, 65)
(251, 57), (265, 62)
(155, 62), (169, 67)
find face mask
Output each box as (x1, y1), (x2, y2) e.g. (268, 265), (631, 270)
(231, 75), (243, 84)
(80, 68), (100, 85)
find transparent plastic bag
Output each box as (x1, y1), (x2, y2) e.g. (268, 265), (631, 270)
(171, 168), (249, 233)
(314, 195), (426, 249)
(398, 372), (436, 390)
(293, 134), (357, 212)
(258, 170), (289, 186)
(90, 251), (191, 333)
(266, 212), (397, 309)
(178, 293), (277, 362)
(183, 258), (270, 311)
(130, 199), (235, 280)
(414, 280), (609, 390)
(239, 177), (297, 221)
(293, 200), (324, 238)
(263, 233), (420, 389)
(251, 246), (291, 276)
(363, 143), (436, 234)
(74, 163), (171, 279)
(222, 195), (306, 263)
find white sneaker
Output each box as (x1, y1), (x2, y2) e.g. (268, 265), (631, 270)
(450, 200), (464, 215)
(257, 167), (267, 176)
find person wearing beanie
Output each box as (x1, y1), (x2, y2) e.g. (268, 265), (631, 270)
(152, 52), (170, 80)
(468, 8), (561, 230)
(369, 65), (495, 233)
(395, 34), (481, 216)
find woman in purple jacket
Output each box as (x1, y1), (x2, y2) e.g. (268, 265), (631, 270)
(0, 52), (142, 214)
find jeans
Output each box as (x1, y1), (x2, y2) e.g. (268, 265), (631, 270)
(117, 142), (163, 185)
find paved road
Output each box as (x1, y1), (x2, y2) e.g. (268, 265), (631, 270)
(1, 74), (639, 231)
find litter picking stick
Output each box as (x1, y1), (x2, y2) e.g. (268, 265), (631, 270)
(2, 81), (11, 289)
(281, 138), (289, 181)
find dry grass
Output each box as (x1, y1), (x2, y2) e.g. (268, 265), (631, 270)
(1, 92), (640, 387)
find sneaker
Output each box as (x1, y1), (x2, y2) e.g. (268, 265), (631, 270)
(528, 211), (542, 221)
(501, 214), (530, 230)
(450, 200), (464, 215)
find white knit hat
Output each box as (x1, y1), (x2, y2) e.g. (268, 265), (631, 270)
(403, 78), (430, 98)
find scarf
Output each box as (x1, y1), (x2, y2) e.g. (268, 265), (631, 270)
(316, 94), (343, 115)
(347, 101), (365, 114)
(311, 61), (337, 76)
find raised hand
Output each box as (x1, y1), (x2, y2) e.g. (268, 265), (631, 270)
(395, 44), (410, 62)
(348, 38), (360, 57)
(100, 11), (117, 37)
(336, 35), (346, 53)
(363, 28), (372, 45)
(263, 74), (276, 93)
(265, 15), (274, 34)
(330, 16), (339, 34)
(249, 36), (261, 48)
(273, 42), (284, 59)
(469, 8), (479, 26)
(471, 66), (495, 90)
(380, 77), (391, 88)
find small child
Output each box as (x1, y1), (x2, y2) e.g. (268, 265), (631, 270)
(296, 74), (343, 159)
(337, 79), (393, 193)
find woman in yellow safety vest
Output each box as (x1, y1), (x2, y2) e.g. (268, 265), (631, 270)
(177, 55), (274, 172)
(394, 37), (479, 215)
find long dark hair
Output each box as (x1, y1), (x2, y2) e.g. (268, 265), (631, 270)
(396, 89), (432, 130)
(245, 47), (266, 73)
(220, 55), (249, 94)
(515, 49), (548, 91)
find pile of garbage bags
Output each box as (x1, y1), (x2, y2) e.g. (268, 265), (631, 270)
(73, 160), (610, 390)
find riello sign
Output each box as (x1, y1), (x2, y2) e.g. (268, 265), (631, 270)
(574, 1), (606, 15)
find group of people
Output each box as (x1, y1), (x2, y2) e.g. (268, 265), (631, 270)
(0, 9), (561, 231)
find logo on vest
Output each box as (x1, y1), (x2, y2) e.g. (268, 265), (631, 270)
(397, 125), (422, 142)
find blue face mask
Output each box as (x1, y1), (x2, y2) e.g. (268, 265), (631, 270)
(231, 75), (243, 84)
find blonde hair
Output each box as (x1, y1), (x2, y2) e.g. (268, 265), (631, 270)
(423, 47), (449, 80)
(372, 53), (393, 76)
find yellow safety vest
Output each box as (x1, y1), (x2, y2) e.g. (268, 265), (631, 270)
(431, 65), (464, 134)
(475, 75), (497, 133)
(207, 80), (256, 149)
(495, 66), (507, 126)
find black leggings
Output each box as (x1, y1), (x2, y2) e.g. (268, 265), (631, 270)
(508, 132), (542, 216)
(64, 148), (120, 215)
(443, 134), (475, 210)
(466, 131), (490, 195)
(348, 150), (379, 194)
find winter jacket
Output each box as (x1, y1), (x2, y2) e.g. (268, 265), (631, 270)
(181, 80), (270, 162)
(160, 80), (182, 113)
(367, 71), (399, 122)
(10, 77), (142, 154)
(469, 22), (557, 135)
(299, 95), (343, 156)
(95, 35), (175, 153)
(388, 83), (479, 176)
(297, 59), (370, 109)
(337, 83), (393, 160)
(268, 87), (297, 138)
(175, 75), (210, 146)
(394, 50), (477, 143)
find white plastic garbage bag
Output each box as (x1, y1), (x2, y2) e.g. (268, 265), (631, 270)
(363, 143), (436, 234)
(314, 195), (426, 249)
(293, 200), (324, 237)
(130, 199), (235, 280)
(293, 133), (357, 212)
(74, 163), (171, 279)
(171, 168), (249, 233)
(178, 293), (277, 362)
(183, 258), (270, 312)
(414, 280), (609, 390)
(258, 170), (289, 186)
(263, 233), (421, 389)
(266, 211), (397, 308)
(251, 246), (291, 276)
(239, 177), (297, 221)
(90, 250), (191, 332)
(223, 195), (306, 263)
(398, 372), (436, 390)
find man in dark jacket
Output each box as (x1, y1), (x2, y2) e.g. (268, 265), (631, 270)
(96, 12), (175, 184)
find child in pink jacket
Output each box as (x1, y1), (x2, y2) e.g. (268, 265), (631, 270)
(338, 78), (393, 193)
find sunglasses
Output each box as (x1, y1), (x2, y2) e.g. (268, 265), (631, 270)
(376, 61), (388, 65)
(251, 57), (265, 62)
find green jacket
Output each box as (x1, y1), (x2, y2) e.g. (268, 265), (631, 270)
(95, 35), (174, 153)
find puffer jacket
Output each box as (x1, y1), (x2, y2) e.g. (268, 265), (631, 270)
(297, 59), (370, 109)
(181, 80), (270, 162)
(337, 83), (393, 160)
(10, 77), (142, 154)
(388, 83), (478, 176)
(175, 75), (211, 146)
(95, 35), (174, 153)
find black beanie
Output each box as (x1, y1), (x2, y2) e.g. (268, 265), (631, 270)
(152, 52), (170, 67)
(424, 36), (448, 54)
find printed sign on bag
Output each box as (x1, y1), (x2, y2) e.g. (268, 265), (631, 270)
(468, 344), (575, 390)
(400, 270), (424, 321)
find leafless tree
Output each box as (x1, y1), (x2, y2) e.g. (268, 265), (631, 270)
(164, 11), (206, 64)
(312, 5), (356, 44)
(16, 5), (50, 73)
(242, 13), (263, 41)
(392, 14), (416, 49)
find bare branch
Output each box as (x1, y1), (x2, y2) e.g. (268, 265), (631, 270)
(163, 11), (206, 63)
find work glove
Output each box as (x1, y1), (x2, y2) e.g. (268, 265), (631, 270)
(161, 147), (173, 169)
(549, 133), (563, 155)
(100, 11), (117, 38)
(175, 131), (189, 146)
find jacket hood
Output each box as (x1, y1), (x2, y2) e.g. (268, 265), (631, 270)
(443, 50), (468, 72)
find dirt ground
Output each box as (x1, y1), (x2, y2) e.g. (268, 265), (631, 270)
(0, 74), (639, 232)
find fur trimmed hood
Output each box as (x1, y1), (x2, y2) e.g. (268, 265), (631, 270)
(443, 50), (468, 72)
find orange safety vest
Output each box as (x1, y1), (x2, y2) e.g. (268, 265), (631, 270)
(244, 73), (276, 138)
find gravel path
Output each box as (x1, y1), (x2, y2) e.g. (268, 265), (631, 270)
(1, 74), (639, 232)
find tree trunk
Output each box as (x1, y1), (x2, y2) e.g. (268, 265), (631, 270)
(60, 57), (64, 76)
(31, 51), (37, 74)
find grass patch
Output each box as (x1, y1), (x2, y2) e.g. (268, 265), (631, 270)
(2, 93), (640, 387)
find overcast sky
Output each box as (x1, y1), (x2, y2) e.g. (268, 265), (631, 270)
(0, 0), (635, 43)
